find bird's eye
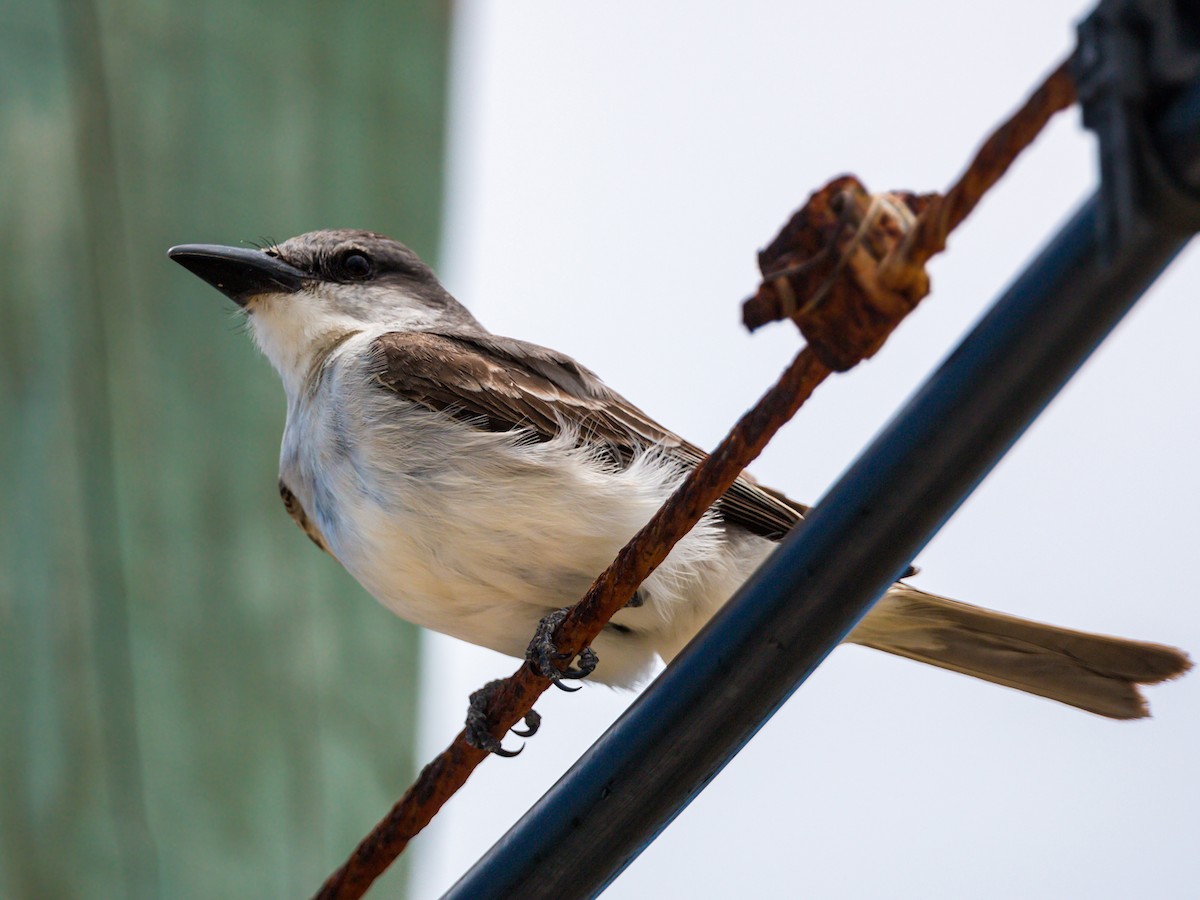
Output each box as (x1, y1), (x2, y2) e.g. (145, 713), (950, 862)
(340, 252), (373, 280)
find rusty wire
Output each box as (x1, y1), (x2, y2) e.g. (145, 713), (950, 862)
(882, 58), (1078, 291)
(314, 57), (1079, 900)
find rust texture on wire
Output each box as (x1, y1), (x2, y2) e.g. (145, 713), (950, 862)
(888, 58), (1079, 283)
(314, 57), (1079, 900)
(744, 59), (1077, 369)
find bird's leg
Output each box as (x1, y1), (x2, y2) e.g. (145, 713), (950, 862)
(526, 607), (599, 692)
(465, 679), (542, 757)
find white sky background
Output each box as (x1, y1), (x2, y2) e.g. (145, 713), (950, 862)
(411, 2), (1200, 897)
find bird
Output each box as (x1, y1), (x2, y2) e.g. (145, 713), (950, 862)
(169, 228), (1190, 721)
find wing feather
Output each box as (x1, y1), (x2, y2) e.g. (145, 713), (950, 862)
(369, 331), (807, 540)
(279, 480), (332, 554)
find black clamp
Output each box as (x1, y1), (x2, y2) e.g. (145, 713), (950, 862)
(1074, 0), (1200, 253)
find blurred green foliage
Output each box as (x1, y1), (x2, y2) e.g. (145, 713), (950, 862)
(0, 1), (451, 896)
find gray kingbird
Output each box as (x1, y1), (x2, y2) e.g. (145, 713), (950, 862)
(168, 229), (1190, 718)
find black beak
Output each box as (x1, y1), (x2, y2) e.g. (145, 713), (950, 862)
(167, 244), (309, 307)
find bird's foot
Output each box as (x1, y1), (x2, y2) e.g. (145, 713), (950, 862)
(465, 679), (542, 757)
(526, 607), (598, 692)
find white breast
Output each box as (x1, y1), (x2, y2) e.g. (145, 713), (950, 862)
(278, 336), (771, 686)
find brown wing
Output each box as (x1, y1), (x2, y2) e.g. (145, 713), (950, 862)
(368, 331), (808, 540)
(279, 480), (332, 554)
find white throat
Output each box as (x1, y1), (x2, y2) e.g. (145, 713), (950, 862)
(247, 285), (440, 399)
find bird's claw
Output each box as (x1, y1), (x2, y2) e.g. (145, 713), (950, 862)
(510, 710), (542, 738)
(526, 607), (599, 691)
(465, 679), (542, 757)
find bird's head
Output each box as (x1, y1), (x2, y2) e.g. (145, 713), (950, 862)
(169, 229), (478, 394)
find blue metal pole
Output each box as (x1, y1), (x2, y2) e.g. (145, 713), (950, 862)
(444, 72), (1200, 900)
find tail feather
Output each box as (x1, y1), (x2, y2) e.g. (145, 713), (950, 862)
(849, 586), (1192, 719)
